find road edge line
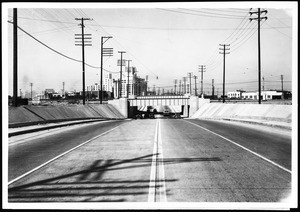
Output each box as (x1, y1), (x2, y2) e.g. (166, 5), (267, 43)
(184, 120), (291, 174)
(8, 121), (128, 186)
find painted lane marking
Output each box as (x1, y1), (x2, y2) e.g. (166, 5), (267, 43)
(157, 119), (167, 202)
(184, 120), (291, 174)
(9, 120), (117, 146)
(148, 120), (158, 202)
(148, 119), (167, 202)
(8, 122), (128, 185)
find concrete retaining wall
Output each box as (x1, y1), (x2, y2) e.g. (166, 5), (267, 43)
(191, 102), (292, 123)
(9, 104), (125, 127)
(9, 107), (45, 124)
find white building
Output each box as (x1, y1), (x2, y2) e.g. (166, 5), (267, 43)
(242, 90), (282, 100)
(87, 73), (113, 93)
(227, 90), (244, 99)
(103, 73), (113, 92)
(113, 67), (147, 98)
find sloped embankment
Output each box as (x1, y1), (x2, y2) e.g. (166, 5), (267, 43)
(191, 103), (292, 123)
(9, 104), (125, 128)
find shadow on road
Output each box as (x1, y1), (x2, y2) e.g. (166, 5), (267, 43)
(8, 154), (221, 202)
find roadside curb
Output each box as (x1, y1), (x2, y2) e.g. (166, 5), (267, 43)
(188, 117), (291, 130)
(221, 118), (292, 130)
(8, 119), (121, 137)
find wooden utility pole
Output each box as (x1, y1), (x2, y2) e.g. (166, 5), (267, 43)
(198, 65), (206, 96)
(13, 8), (18, 107)
(75, 17), (92, 105)
(62, 82), (65, 97)
(100, 36), (112, 104)
(219, 44), (230, 103)
(250, 8), (268, 104)
(281, 75), (284, 99)
(212, 79), (215, 99)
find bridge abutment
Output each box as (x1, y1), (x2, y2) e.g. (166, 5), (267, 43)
(108, 98), (128, 118)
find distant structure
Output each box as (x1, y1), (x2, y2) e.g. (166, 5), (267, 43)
(227, 89), (292, 100)
(113, 73), (147, 98)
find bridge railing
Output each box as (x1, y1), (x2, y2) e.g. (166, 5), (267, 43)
(128, 96), (190, 106)
(132, 95), (188, 99)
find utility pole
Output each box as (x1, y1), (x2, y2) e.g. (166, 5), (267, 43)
(118, 51), (126, 98)
(219, 44), (230, 103)
(198, 65), (206, 97)
(250, 8), (267, 104)
(126, 60), (132, 98)
(193, 75), (198, 96)
(62, 82), (65, 97)
(100, 36), (112, 104)
(281, 75), (284, 99)
(188, 72), (193, 95)
(30, 83), (33, 100)
(75, 17), (92, 105)
(212, 79), (215, 99)
(13, 8), (18, 107)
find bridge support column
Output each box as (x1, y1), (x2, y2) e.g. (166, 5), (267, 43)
(182, 105), (189, 118)
(189, 96), (199, 117)
(108, 98), (128, 118)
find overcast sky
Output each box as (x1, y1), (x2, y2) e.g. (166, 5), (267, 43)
(3, 2), (297, 96)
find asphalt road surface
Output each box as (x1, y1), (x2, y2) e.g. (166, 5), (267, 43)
(8, 118), (291, 202)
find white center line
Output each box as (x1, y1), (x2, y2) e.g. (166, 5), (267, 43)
(185, 120), (291, 174)
(148, 119), (167, 202)
(157, 119), (167, 202)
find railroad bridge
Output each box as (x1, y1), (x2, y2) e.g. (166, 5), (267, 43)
(128, 95), (190, 106)
(109, 95), (209, 118)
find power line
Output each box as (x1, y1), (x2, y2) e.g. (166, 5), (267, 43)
(263, 22), (292, 39)
(201, 8), (250, 14)
(8, 21), (118, 73)
(180, 8), (246, 18)
(78, 9), (159, 79)
(157, 8), (245, 19)
(10, 15), (292, 31)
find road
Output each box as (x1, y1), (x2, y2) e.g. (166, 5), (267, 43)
(8, 118), (291, 202)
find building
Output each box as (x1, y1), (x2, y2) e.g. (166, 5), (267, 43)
(103, 73), (113, 92)
(227, 90), (245, 99)
(87, 73), (113, 93)
(241, 90), (283, 100)
(44, 89), (55, 99)
(113, 67), (147, 98)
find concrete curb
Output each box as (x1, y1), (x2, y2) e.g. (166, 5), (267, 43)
(221, 118), (292, 130)
(8, 119), (119, 137)
(188, 117), (291, 130)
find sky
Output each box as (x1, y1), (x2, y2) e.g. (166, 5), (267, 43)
(3, 2), (297, 97)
